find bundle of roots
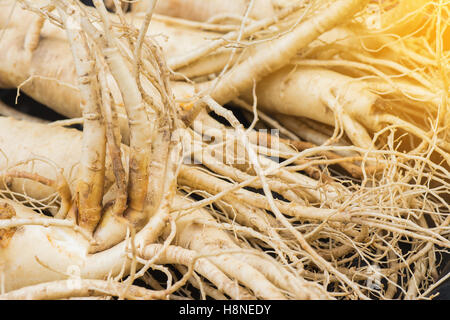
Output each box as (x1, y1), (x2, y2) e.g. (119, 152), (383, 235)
(0, 0), (448, 300)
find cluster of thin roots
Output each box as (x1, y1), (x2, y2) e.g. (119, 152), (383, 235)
(0, 0), (449, 300)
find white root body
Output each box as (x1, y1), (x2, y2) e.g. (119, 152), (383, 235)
(243, 66), (376, 127)
(0, 117), (328, 299)
(0, 197), (247, 297)
(0, 2), (212, 125)
(207, 0), (369, 105)
(132, 0), (275, 22)
(0, 117), (115, 206)
(242, 66), (377, 148)
(1, 0), (447, 301)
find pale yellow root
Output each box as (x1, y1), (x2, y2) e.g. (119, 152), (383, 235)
(173, 195), (330, 299)
(0, 197), (251, 298)
(56, 2), (107, 232)
(241, 66), (376, 149)
(0, 279), (166, 300)
(132, 0), (275, 22)
(205, 0), (369, 105)
(91, 0), (154, 225)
